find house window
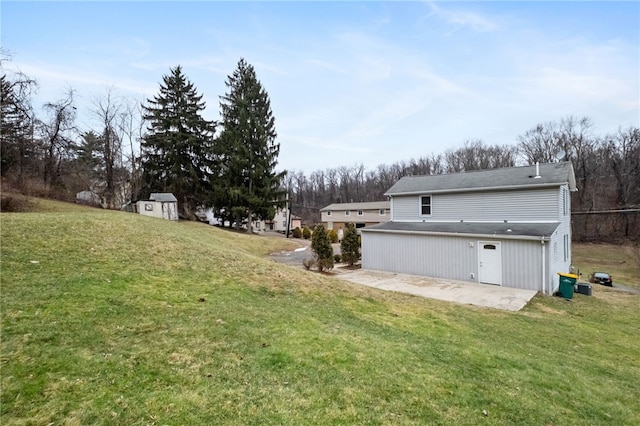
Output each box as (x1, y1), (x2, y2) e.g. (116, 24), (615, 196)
(327, 211), (332, 216)
(345, 210), (351, 216)
(564, 234), (569, 262)
(145, 203), (153, 211)
(357, 210), (363, 216)
(420, 196), (432, 216)
(379, 209), (386, 215)
(328, 222), (333, 230)
(283, 221), (287, 227)
(563, 188), (568, 216)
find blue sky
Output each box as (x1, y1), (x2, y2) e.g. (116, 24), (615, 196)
(2, 1), (638, 174)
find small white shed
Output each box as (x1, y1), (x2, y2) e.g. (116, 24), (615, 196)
(137, 193), (178, 221)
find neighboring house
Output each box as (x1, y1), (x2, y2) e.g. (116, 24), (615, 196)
(76, 190), (102, 207)
(320, 201), (390, 239)
(137, 193), (179, 221)
(264, 208), (302, 233)
(361, 162), (577, 295)
(83, 179), (132, 210)
(195, 206), (301, 233)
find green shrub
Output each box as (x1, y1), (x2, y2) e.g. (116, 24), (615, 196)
(334, 254), (342, 263)
(311, 225), (334, 272)
(340, 223), (361, 266)
(302, 258), (315, 270)
(292, 226), (302, 238)
(302, 226), (312, 240)
(328, 229), (339, 243)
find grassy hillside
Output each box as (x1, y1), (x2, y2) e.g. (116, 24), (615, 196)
(573, 242), (640, 289)
(2, 200), (639, 425)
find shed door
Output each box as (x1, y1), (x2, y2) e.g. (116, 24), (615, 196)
(478, 241), (502, 285)
(162, 202), (177, 220)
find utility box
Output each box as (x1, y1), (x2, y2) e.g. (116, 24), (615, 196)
(575, 282), (592, 296)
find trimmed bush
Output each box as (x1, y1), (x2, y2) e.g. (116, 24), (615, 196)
(292, 226), (302, 238)
(302, 258), (315, 270)
(328, 229), (338, 243)
(334, 254), (342, 263)
(302, 226), (312, 240)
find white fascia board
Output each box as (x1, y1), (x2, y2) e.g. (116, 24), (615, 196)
(360, 227), (552, 241)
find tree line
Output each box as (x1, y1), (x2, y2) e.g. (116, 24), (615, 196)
(285, 117), (639, 242)
(2, 52), (283, 229)
(2, 50), (638, 242)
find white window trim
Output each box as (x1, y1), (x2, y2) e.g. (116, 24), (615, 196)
(379, 209), (386, 216)
(357, 210), (364, 216)
(345, 210), (351, 216)
(419, 195), (432, 217)
(327, 211), (332, 216)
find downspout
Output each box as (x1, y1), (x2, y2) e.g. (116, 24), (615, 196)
(541, 238), (546, 295)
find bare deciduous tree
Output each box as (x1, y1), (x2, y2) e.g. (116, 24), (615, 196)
(38, 89), (77, 189)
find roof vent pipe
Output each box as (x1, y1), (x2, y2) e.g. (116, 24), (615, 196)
(534, 162), (541, 179)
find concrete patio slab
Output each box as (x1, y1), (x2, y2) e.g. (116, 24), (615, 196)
(334, 268), (537, 311)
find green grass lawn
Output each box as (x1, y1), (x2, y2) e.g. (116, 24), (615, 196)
(2, 200), (639, 425)
(573, 242), (640, 289)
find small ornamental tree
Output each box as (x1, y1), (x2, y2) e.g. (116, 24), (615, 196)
(340, 223), (361, 266)
(311, 225), (334, 272)
(328, 229), (338, 243)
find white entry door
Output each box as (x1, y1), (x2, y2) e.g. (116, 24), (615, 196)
(478, 241), (502, 285)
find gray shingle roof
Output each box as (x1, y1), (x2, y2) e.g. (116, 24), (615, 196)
(320, 201), (390, 212)
(150, 193), (178, 202)
(385, 162), (576, 196)
(362, 221), (560, 240)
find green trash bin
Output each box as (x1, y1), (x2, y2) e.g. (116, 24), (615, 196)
(557, 273), (578, 299)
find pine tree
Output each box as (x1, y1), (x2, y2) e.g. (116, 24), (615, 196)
(140, 66), (216, 219)
(340, 223), (361, 266)
(216, 58), (285, 231)
(311, 225), (334, 272)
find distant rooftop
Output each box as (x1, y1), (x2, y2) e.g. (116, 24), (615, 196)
(320, 201), (390, 212)
(150, 193), (178, 202)
(385, 162), (576, 196)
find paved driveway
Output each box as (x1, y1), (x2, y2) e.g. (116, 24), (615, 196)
(333, 269), (537, 311)
(268, 240), (536, 311)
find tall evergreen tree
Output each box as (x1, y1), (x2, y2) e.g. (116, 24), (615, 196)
(340, 222), (361, 266)
(311, 225), (334, 272)
(141, 66), (216, 219)
(216, 58), (285, 231)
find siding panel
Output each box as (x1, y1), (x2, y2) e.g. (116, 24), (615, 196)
(392, 187), (559, 222)
(362, 232), (477, 282)
(362, 232), (546, 292)
(501, 240), (543, 291)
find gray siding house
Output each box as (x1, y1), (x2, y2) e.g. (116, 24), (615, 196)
(361, 162), (577, 295)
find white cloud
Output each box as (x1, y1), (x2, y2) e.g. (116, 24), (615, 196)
(426, 1), (499, 33)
